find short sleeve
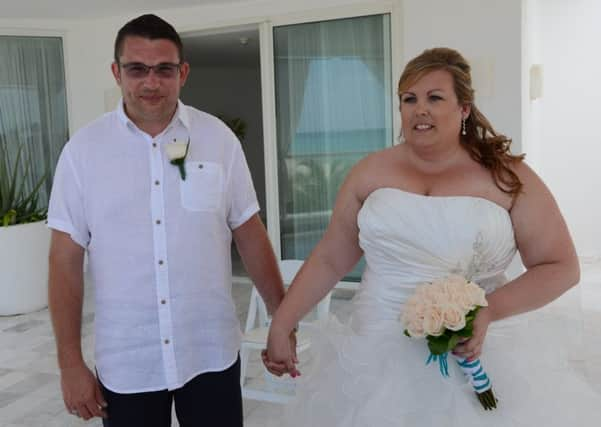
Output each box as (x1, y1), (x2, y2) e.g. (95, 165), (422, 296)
(227, 142), (260, 230)
(47, 145), (90, 248)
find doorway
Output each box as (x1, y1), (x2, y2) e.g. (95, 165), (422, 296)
(180, 26), (264, 277)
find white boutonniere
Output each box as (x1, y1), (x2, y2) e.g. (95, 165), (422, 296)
(166, 138), (190, 180)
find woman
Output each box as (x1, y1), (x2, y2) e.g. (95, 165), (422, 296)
(263, 48), (601, 425)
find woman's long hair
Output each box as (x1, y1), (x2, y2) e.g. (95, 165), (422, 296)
(398, 48), (525, 198)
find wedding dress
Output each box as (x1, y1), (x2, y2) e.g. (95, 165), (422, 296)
(277, 187), (601, 426)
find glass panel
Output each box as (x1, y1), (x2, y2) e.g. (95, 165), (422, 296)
(0, 36), (69, 210)
(274, 14), (392, 281)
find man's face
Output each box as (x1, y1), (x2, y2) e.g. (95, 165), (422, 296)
(111, 36), (189, 133)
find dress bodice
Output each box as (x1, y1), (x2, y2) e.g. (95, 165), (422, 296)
(351, 187), (516, 330)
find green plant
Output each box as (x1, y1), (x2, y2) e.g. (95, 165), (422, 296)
(0, 144), (48, 227)
(218, 115), (247, 141)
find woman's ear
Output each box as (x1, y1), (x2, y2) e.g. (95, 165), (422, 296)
(462, 104), (471, 120)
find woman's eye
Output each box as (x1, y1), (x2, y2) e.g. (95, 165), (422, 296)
(402, 96), (416, 104)
(429, 95), (442, 101)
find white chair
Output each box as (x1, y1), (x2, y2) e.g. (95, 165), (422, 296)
(240, 259), (333, 403)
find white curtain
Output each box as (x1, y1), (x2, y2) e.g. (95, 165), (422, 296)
(274, 14), (393, 278)
(0, 36), (69, 209)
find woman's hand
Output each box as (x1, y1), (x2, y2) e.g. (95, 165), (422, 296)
(262, 323), (301, 378)
(452, 306), (493, 361)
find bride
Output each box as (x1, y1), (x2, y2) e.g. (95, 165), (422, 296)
(262, 47), (601, 425)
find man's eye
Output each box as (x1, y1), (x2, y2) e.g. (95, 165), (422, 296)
(129, 65), (147, 73)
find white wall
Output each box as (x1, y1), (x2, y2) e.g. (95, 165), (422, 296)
(55, 0), (523, 140)
(181, 65), (266, 218)
(527, 0), (601, 259)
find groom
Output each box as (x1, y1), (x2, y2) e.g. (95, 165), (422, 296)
(47, 14), (291, 426)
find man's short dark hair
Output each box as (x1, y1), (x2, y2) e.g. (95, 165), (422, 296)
(114, 14), (184, 64)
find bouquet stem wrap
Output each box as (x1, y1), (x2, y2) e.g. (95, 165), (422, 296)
(426, 352), (497, 410)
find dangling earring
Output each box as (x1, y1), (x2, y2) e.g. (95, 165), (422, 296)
(397, 130), (406, 144)
(461, 117), (467, 136)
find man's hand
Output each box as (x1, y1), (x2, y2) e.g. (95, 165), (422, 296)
(61, 364), (107, 420)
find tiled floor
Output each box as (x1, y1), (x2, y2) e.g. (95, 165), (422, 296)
(0, 261), (600, 427)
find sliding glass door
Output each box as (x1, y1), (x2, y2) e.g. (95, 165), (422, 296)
(273, 14), (392, 280)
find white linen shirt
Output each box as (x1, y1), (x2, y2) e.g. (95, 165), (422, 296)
(48, 101), (259, 393)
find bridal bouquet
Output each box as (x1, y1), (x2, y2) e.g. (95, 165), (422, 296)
(400, 274), (497, 410)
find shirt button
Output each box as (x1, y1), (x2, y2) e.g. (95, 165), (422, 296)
(155, 180), (160, 186)
(161, 299), (166, 305)
(158, 260), (164, 265)
(152, 142), (157, 148)
(198, 164), (203, 169)
(156, 219), (161, 225)
(164, 339), (170, 344)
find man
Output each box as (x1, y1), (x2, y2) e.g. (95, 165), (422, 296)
(48, 14), (292, 427)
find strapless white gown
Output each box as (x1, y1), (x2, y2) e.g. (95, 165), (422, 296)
(277, 188), (601, 426)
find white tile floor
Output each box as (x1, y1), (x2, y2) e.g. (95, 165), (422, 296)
(0, 261), (600, 427)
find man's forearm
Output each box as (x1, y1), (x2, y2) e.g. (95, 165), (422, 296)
(48, 235), (86, 370)
(233, 215), (285, 314)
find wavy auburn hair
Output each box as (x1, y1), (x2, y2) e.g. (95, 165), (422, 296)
(398, 48), (525, 198)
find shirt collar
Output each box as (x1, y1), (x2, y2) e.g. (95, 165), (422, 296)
(115, 98), (191, 134)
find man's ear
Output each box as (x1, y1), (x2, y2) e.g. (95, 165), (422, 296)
(179, 62), (190, 87)
(111, 62), (121, 85)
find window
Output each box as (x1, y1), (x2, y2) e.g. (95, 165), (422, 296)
(274, 14), (393, 280)
(0, 36), (69, 208)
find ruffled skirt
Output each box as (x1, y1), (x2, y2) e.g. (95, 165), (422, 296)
(276, 307), (601, 427)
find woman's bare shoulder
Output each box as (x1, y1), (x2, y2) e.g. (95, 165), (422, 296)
(346, 145), (406, 202)
(508, 159), (548, 194)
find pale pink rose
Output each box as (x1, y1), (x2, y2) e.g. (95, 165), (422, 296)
(422, 285), (446, 305)
(465, 281), (488, 307)
(401, 301), (426, 325)
(445, 274), (469, 287)
(406, 318), (426, 338)
(441, 283), (473, 312)
(451, 290), (475, 312)
(423, 305), (445, 336)
(442, 304), (467, 331)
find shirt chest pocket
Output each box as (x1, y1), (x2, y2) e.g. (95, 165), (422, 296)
(179, 161), (223, 212)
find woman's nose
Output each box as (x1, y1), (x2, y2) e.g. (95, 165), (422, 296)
(415, 101), (429, 116)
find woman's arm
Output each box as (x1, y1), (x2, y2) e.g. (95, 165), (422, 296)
(487, 161), (579, 319)
(264, 161), (367, 375)
(454, 161), (579, 360)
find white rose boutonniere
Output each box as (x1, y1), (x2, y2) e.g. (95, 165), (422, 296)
(166, 138), (190, 180)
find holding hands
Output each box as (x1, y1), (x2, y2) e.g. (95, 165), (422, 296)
(262, 324), (301, 378)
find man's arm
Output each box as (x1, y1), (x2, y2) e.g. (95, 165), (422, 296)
(232, 214), (285, 314)
(48, 230), (106, 420)
(48, 230), (86, 369)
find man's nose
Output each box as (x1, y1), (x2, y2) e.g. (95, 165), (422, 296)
(142, 70), (161, 88)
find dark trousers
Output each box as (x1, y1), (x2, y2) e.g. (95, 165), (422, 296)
(100, 356), (243, 427)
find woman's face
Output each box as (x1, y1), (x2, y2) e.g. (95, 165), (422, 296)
(399, 69), (469, 149)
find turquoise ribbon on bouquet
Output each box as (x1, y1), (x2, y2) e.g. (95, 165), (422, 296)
(426, 352), (450, 377)
(454, 356), (492, 392)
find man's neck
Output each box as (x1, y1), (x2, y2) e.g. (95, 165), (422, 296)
(124, 106), (178, 138)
